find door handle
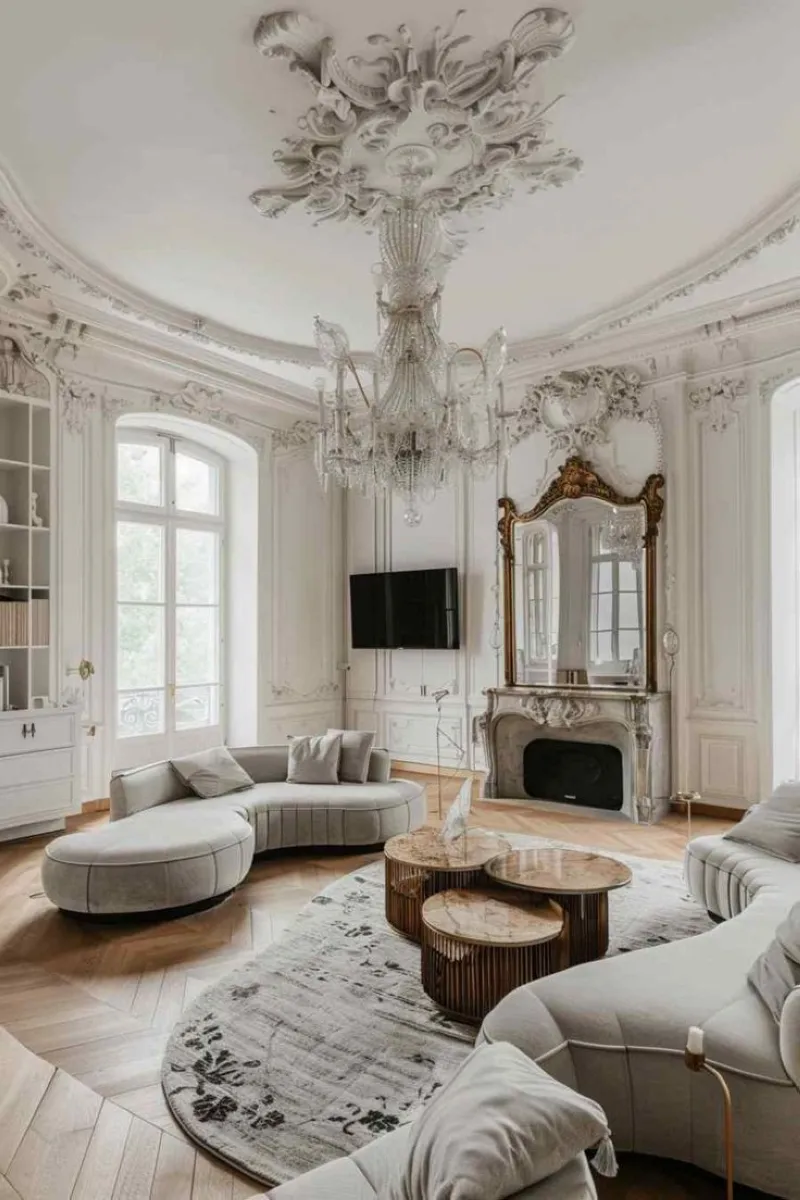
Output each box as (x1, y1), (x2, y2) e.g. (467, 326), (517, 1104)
(30, 722), (36, 738)
(21, 723), (28, 738)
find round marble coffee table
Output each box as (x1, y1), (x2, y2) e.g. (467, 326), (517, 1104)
(421, 887), (566, 1023)
(383, 827), (510, 943)
(485, 848), (632, 965)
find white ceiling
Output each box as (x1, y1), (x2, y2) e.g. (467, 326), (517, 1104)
(2, 0), (800, 387)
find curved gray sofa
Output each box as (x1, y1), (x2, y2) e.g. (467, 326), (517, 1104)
(478, 832), (800, 1198)
(109, 746), (426, 852)
(252, 1125), (597, 1199)
(42, 746), (425, 917)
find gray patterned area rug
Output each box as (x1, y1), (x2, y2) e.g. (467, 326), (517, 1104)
(162, 835), (712, 1186)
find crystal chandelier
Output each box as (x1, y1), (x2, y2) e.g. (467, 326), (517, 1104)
(313, 194), (508, 525)
(599, 508), (643, 561)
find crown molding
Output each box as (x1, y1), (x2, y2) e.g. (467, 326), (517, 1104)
(3, 157), (800, 384)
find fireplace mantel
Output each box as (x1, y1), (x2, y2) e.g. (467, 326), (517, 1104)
(481, 686), (670, 822)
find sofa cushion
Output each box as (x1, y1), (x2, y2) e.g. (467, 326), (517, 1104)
(383, 1042), (613, 1200)
(748, 901), (800, 1023)
(327, 729), (375, 784)
(287, 733), (342, 784)
(724, 802), (800, 862)
(171, 746), (255, 799)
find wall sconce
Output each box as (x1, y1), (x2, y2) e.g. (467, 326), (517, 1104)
(67, 659), (95, 682)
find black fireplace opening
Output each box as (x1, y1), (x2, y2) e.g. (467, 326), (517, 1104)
(523, 738), (623, 811)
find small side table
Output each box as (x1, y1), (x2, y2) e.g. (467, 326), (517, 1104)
(384, 827), (510, 943)
(421, 887), (567, 1023)
(485, 848), (632, 965)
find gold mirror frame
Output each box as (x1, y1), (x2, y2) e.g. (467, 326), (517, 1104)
(498, 456), (665, 692)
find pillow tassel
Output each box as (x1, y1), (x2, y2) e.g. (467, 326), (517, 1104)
(591, 1135), (619, 1177)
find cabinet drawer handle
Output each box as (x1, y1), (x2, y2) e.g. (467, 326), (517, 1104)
(21, 723), (28, 738)
(30, 722), (36, 738)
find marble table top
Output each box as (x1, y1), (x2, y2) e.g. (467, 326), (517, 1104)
(485, 848), (633, 895)
(384, 826), (511, 870)
(422, 887), (564, 947)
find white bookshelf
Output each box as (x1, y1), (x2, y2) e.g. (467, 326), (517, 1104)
(0, 383), (79, 840)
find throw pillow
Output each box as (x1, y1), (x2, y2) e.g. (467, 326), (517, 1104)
(327, 729), (375, 784)
(170, 746), (254, 799)
(385, 1041), (616, 1200)
(768, 780), (800, 812)
(287, 733), (342, 785)
(723, 804), (800, 862)
(748, 901), (800, 1023)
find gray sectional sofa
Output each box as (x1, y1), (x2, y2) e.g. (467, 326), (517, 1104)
(479, 832), (800, 1198)
(42, 745), (426, 916)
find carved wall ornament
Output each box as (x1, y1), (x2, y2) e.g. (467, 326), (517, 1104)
(520, 694), (600, 727)
(272, 419), (318, 451)
(758, 365), (800, 405)
(508, 365), (662, 460)
(0, 335), (49, 398)
(250, 8), (581, 228)
(58, 375), (267, 453)
(270, 680), (340, 701)
(688, 375), (747, 432)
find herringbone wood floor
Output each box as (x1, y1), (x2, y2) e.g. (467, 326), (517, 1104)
(0, 777), (770, 1198)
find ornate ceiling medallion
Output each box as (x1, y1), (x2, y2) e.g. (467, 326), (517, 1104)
(250, 8), (581, 226)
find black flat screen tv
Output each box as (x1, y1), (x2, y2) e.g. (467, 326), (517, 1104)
(349, 567), (460, 650)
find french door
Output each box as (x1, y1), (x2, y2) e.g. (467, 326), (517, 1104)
(114, 430), (224, 769)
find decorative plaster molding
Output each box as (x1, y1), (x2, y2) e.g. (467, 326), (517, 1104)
(0, 334), (49, 398)
(270, 680), (340, 701)
(59, 375), (267, 453)
(758, 365), (800, 404)
(688, 375), (747, 432)
(272, 418), (318, 451)
(510, 365), (656, 451)
(251, 8), (580, 228)
(520, 694), (600, 726)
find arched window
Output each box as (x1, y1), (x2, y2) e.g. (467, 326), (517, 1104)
(771, 377), (800, 782)
(115, 427), (226, 761)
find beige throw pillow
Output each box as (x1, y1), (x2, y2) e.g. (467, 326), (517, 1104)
(385, 1041), (616, 1200)
(287, 733), (342, 785)
(723, 803), (800, 862)
(327, 729), (375, 784)
(170, 746), (254, 799)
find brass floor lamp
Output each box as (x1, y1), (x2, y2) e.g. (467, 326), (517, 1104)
(685, 1026), (734, 1200)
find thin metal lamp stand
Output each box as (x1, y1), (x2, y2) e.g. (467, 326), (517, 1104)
(434, 688), (465, 820)
(685, 1027), (734, 1200)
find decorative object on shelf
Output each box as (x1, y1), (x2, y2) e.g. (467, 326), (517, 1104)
(251, 8), (580, 227)
(312, 195), (510, 523)
(29, 492), (43, 527)
(1, 559), (11, 586)
(0, 494), (7, 524)
(66, 658), (95, 682)
(0, 664), (10, 711)
(440, 778), (472, 842)
(684, 1026), (734, 1200)
(251, 8), (582, 522)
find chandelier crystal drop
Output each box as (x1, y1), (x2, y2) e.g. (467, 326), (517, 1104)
(313, 195), (509, 525)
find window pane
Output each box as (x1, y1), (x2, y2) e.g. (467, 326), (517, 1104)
(117, 442), (162, 506)
(597, 561), (612, 590)
(619, 592), (640, 628)
(176, 528), (218, 604)
(618, 560), (638, 591)
(117, 522), (164, 602)
(619, 629), (641, 661)
(176, 606), (218, 684)
(118, 605), (165, 689)
(176, 452), (218, 515)
(175, 684), (219, 731)
(117, 689), (165, 738)
(597, 592), (613, 629)
(593, 631), (613, 663)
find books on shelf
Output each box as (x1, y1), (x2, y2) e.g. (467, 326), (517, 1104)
(0, 598), (49, 647)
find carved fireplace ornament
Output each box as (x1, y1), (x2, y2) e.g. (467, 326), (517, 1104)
(498, 456), (665, 692)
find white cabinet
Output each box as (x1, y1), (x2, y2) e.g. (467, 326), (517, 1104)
(0, 708), (80, 839)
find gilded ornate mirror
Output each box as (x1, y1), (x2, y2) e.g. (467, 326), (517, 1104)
(498, 457), (665, 692)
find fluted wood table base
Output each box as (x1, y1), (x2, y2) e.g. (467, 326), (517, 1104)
(421, 888), (567, 1023)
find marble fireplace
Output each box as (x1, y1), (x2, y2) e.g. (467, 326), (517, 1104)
(481, 687), (670, 822)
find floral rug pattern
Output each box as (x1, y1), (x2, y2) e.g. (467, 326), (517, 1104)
(162, 834), (712, 1186)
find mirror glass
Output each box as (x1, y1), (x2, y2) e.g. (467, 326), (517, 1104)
(512, 497), (646, 689)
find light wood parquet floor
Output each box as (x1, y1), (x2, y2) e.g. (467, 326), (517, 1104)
(0, 776), (771, 1199)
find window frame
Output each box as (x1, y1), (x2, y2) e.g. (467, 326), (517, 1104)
(114, 428), (226, 744)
